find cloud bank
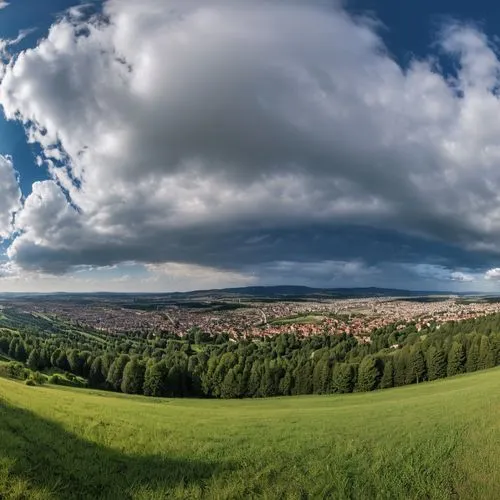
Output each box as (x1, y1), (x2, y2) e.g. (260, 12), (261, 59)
(2, 1), (500, 289)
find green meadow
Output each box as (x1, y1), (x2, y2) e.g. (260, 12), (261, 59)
(0, 368), (499, 499)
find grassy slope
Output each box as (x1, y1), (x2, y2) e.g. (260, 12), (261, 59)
(0, 369), (499, 500)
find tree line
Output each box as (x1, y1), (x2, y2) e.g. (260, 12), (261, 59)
(1, 310), (500, 398)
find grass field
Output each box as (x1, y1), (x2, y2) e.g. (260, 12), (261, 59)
(1, 368), (499, 499)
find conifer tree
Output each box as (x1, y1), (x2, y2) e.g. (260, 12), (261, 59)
(332, 363), (355, 393)
(491, 333), (500, 366)
(393, 351), (407, 387)
(447, 342), (465, 377)
(313, 354), (331, 394)
(211, 352), (236, 397)
(187, 355), (204, 396)
(220, 368), (240, 398)
(279, 367), (294, 396)
(201, 356), (219, 396)
(466, 339), (480, 372)
(380, 359), (394, 389)
(259, 360), (275, 397)
(247, 359), (264, 397)
(478, 336), (495, 370)
(356, 356), (381, 392)
(238, 359), (252, 397)
(408, 345), (427, 383)
(427, 346), (447, 381)
(294, 361), (313, 395)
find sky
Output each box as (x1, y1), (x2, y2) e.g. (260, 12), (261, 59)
(3, 1), (500, 292)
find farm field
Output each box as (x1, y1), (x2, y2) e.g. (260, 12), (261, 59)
(1, 368), (499, 499)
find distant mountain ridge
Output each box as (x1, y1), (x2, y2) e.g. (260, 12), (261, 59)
(0, 285), (482, 301)
(172, 285), (459, 299)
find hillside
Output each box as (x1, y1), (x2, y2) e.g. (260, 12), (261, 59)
(1, 369), (499, 499)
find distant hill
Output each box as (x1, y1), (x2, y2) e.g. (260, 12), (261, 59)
(166, 285), (458, 300)
(0, 285), (482, 303)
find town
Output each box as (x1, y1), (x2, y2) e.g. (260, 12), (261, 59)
(4, 293), (500, 343)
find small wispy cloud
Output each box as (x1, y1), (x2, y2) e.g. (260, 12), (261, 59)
(0, 2), (9, 10)
(13, 27), (37, 43)
(0, 27), (36, 59)
(66, 3), (94, 20)
(450, 271), (474, 282)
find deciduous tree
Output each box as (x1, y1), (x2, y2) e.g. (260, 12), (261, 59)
(121, 358), (146, 394)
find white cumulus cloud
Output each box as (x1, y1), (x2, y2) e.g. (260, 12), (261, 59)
(2, 1), (500, 282)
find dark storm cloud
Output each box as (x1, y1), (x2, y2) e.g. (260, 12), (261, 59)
(2, 1), (500, 287)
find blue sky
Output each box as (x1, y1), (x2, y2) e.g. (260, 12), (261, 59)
(349, 0), (500, 58)
(0, 0), (101, 193)
(2, 0), (500, 292)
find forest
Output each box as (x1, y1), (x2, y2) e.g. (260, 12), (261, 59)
(1, 308), (499, 398)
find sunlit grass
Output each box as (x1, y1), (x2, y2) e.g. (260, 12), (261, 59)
(0, 368), (499, 499)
